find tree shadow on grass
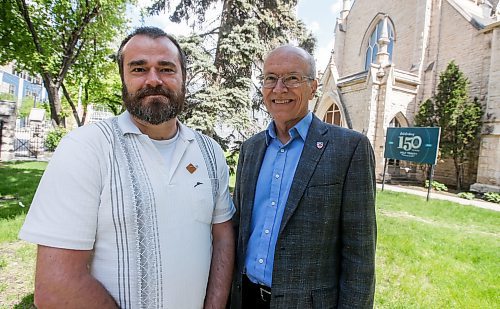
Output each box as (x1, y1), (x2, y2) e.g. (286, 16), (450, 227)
(0, 162), (45, 220)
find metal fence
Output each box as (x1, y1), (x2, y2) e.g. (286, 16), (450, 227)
(14, 121), (53, 158)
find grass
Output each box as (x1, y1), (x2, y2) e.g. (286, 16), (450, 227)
(0, 161), (47, 243)
(375, 190), (499, 308)
(0, 161), (498, 308)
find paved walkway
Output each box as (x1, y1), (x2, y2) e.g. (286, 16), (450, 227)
(377, 183), (500, 212)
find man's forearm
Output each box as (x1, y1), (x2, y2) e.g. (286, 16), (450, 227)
(34, 245), (118, 309)
(35, 273), (118, 309)
(204, 221), (235, 309)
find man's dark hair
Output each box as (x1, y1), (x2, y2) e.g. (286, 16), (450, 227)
(117, 26), (187, 83)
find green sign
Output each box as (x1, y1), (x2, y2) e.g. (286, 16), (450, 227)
(384, 127), (441, 164)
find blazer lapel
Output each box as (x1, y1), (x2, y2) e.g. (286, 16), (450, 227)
(279, 116), (329, 233)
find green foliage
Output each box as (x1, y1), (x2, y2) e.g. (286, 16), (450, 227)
(483, 192), (500, 204)
(17, 97), (36, 118)
(225, 143), (241, 177)
(13, 293), (35, 309)
(458, 192), (475, 200)
(414, 98), (435, 127)
(425, 180), (448, 192)
(44, 127), (68, 151)
(0, 0), (132, 126)
(415, 61), (484, 190)
(0, 92), (16, 101)
(147, 0), (315, 149)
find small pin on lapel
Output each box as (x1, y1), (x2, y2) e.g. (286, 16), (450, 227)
(186, 163), (198, 174)
(316, 141), (324, 149)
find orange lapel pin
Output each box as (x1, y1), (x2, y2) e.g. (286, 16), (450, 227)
(186, 163), (197, 174)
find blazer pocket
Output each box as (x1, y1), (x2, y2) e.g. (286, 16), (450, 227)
(303, 184), (342, 224)
(311, 286), (337, 309)
(305, 183), (340, 198)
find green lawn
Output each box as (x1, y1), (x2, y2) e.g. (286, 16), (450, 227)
(0, 161), (47, 243)
(375, 190), (499, 308)
(0, 161), (46, 308)
(0, 162), (498, 308)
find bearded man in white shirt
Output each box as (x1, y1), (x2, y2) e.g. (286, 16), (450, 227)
(20, 26), (235, 309)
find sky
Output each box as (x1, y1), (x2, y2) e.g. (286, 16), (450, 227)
(297, 0), (342, 71)
(128, 0), (343, 72)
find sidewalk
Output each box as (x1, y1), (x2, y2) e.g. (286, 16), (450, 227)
(377, 183), (500, 212)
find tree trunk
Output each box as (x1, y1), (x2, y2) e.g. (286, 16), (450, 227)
(42, 75), (62, 126)
(62, 82), (82, 127)
(453, 157), (462, 191)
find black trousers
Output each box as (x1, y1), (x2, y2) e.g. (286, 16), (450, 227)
(242, 275), (271, 309)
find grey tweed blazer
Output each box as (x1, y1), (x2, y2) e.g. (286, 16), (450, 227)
(230, 115), (377, 309)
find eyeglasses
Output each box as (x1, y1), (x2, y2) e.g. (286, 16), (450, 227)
(261, 73), (314, 88)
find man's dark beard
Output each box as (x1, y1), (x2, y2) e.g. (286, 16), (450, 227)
(122, 85), (185, 125)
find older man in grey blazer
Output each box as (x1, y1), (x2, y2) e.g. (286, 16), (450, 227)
(230, 45), (377, 308)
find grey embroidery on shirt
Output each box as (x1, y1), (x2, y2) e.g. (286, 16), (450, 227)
(96, 121), (133, 308)
(110, 118), (164, 309)
(194, 132), (219, 207)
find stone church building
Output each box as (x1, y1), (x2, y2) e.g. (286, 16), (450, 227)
(313, 0), (500, 192)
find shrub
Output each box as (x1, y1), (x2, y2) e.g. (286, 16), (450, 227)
(18, 97), (35, 118)
(458, 192), (475, 200)
(483, 192), (500, 204)
(44, 127), (68, 152)
(0, 92), (16, 101)
(425, 180), (448, 192)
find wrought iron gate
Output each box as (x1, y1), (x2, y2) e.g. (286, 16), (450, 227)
(14, 122), (51, 158)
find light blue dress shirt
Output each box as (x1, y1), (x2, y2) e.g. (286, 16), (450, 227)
(245, 112), (313, 287)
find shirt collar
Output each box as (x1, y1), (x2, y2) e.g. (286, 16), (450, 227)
(265, 111), (313, 145)
(116, 110), (194, 142)
(117, 110), (142, 135)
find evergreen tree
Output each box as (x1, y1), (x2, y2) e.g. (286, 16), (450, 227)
(147, 0), (315, 148)
(415, 61), (483, 190)
(414, 98), (435, 127)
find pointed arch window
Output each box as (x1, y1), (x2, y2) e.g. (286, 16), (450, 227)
(323, 104), (343, 126)
(389, 117), (401, 128)
(364, 19), (394, 70)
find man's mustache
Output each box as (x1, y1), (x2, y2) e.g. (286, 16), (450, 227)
(136, 86), (172, 99)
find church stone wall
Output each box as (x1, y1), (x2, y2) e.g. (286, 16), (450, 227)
(325, 0), (500, 190)
(434, 157), (478, 189)
(426, 1), (490, 102)
(337, 0), (421, 77)
(474, 27), (500, 190)
(476, 137), (500, 187)
(389, 89), (417, 123)
(339, 83), (372, 132)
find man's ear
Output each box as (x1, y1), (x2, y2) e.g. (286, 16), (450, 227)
(309, 79), (318, 99)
